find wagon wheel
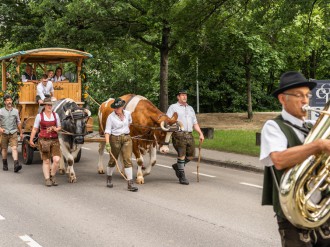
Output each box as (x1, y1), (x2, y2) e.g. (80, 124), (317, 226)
(74, 149), (82, 163)
(22, 136), (34, 164)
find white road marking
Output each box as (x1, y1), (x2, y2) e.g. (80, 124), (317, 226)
(19, 235), (43, 247)
(81, 147), (90, 150)
(155, 164), (171, 169)
(0, 214), (5, 220)
(240, 182), (263, 189)
(192, 172), (216, 178)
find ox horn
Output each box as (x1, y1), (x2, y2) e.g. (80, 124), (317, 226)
(84, 109), (91, 117)
(177, 121), (184, 131)
(65, 109), (71, 116)
(160, 121), (170, 131)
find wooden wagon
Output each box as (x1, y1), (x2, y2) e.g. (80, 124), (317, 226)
(0, 48), (94, 164)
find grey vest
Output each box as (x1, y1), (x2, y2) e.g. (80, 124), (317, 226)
(0, 107), (20, 134)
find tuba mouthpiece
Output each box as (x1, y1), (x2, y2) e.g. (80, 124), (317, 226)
(302, 104), (310, 112)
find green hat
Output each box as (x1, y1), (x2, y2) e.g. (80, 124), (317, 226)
(40, 97), (54, 106)
(177, 89), (188, 96)
(111, 98), (126, 109)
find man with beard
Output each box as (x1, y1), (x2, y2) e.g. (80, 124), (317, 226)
(0, 94), (23, 172)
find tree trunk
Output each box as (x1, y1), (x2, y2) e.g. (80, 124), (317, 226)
(159, 26), (170, 112)
(245, 55), (253, 120)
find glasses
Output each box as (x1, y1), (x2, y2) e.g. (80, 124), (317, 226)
(282, 93), (312, 99)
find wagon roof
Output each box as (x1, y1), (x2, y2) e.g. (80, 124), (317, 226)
(0, 47), (92, 64)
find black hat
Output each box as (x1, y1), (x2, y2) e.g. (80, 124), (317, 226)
(177, 89), (188, 96)
(40, 97), (54, 106)
(272, 71), (317, 97)
(3, 94), (12, 101)
(111, 98), (126, 109)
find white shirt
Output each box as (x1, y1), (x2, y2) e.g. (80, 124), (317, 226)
(166, 102), (197, 132)
(260, 109), (314, 167)
(53, 75), (66, 82)
(104, 110), (132, 136)
(33, 112), (61, 128)
(37, 81), (54, 100)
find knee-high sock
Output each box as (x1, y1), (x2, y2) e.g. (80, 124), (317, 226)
(125, 167), (133, 180)
(107, 166), (116, 176)
(177, 159), (186, 170)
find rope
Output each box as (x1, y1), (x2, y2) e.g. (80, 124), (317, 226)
(85, 92), (101, 107)
(108, 149), (128, 181)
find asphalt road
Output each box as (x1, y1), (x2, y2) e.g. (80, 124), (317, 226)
(0, 143), (280, 247)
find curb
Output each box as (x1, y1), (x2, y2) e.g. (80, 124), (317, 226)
(158, 151), (264, 174)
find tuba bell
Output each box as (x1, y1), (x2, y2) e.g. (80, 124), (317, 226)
(279, 101), (330, 229)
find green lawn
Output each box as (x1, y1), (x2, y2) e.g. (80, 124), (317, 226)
(193, 130), (260, 157)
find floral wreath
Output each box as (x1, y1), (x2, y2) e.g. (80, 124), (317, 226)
(0, 60), (24, 106)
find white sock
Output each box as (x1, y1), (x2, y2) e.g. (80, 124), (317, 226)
(125, 167), (133, 180)
(107, 166), (115, 176)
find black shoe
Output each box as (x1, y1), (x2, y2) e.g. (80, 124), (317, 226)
(178, 170), (189, 185)
(3, 159), (8, 171)
(106, 176), (113, 188)
(127, 180), (138, 192)
(14, 161), (22, 173)
(172, 164), (180, 179)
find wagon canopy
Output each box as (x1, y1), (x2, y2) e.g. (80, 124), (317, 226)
(0, 47), (93, 64)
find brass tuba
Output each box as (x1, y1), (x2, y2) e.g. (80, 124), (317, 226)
(279, 101), (330, 229)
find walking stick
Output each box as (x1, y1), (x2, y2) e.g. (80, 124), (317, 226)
(197, 141), (201, 182)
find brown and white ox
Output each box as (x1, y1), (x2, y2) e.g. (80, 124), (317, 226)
(97, 94), (182, 184)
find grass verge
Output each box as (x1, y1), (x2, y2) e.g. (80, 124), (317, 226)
(194, 130), (260, 157)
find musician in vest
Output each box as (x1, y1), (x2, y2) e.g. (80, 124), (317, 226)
(260, 71), (330, 247)
(29, 98), (61, 187)
(167, 89), (204, 185)
(0, 94), (23, 172)
(104, 97), (138, 192)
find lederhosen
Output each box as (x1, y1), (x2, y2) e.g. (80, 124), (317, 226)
(38, 112), (60, 159)
(262, 115), (330, 246)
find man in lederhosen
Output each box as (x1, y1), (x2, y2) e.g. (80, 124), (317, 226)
(167, 90), (204, 185)
(0, 94), (23, 172)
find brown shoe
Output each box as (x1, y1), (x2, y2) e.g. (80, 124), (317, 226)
(50, 176), (58, 186)
(45, 178), (52, 187)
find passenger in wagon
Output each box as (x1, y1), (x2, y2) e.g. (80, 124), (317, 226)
(29, 97), (61, 187)
(21, 64), (37, 83)
(53, 67), (66, 82)
(104, 97), (138, 192)
(47, 70), (54, 82)
(36, 74), (55, 104)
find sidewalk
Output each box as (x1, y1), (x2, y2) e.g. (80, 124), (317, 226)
(160, 145), (263, 173)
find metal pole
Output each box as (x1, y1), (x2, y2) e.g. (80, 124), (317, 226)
(196, 57), (199, 114)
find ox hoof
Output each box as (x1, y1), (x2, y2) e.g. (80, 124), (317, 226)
(59, 169), (65, 175)
(136, 177), (145, 184)
(98, 169), (105, 174)
(68, 174), (77, 183)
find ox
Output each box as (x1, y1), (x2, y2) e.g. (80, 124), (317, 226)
(52, 98), (91, 183)
(97, 94), (182, 184)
